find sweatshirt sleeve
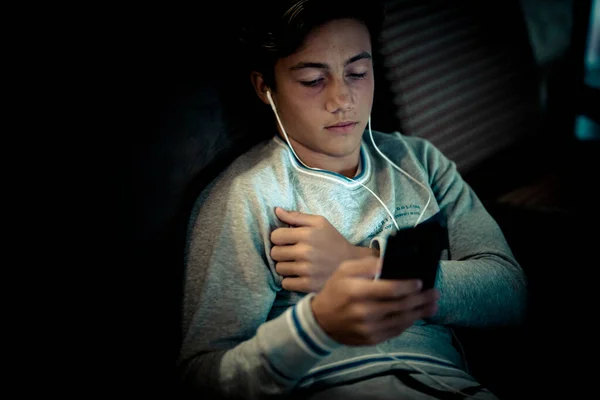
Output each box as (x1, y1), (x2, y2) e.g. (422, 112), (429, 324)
(417, 140), (527, 327)
(178, 177), (341, 399)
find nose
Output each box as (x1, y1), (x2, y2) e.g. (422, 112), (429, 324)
(325, 78), (354, 114)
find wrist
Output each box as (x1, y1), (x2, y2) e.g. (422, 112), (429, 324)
(307, 294), (342, 347)
(310, 294), (328, 334)
(353, 245), (380, 259)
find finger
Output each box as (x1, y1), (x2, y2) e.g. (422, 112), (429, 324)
(270, 227), (311, 246)
(371, 289), (440, 319)
(354, 309), (419, 344)
(337, 257), (381, 279)
(420, 302), (439, 318)
(275, 207), (320, 227)
(281, 277), (312, 293)
(275, 261), (308, 277)
(271, 244), (307, 262)
(357, 301), (439, 344)
(389, 302), (439, 325)
(349, 278), (423, 302)
(378, 302), (439, 336)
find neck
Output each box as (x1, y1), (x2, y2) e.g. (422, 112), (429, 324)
(277, 131), (360, 178)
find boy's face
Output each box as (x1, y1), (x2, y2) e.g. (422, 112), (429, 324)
(267, 19), (375, 166)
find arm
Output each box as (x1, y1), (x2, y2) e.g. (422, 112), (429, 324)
(419, 141), (527, 327)
(178, 181), (340, 399)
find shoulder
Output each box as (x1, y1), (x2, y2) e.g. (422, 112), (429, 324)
(220, 138), (283, 189)
(190, 137), (291, 216)
(366, 129), (444, 165)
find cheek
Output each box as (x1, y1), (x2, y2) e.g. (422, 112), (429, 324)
(278, 86), (322, 118)
(352, 79), (375, 102)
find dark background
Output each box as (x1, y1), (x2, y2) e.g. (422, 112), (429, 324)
(130, 1), (599, 397)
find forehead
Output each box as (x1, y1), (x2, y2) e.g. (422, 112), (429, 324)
(286, 19), (372, 64)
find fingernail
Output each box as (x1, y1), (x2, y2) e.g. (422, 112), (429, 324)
(430, 304), (439, 315)
(416, 280), (423, 290)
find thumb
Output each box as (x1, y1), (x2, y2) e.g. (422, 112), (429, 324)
(338, 256), (382, 280)
(275, 207), (313, 226)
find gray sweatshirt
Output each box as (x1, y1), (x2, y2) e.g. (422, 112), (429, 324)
(178, 130), (526, 399)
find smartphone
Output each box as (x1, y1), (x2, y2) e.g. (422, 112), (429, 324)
(378, 217), (446, 291)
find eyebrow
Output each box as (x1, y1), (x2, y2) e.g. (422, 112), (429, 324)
(289, 51), (372, 71)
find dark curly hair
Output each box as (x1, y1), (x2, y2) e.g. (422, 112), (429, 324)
(238, 0), (385, 90)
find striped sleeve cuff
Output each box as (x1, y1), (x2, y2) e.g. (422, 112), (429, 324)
(256, 293), (341, 381)
(292, 293), (341, 354)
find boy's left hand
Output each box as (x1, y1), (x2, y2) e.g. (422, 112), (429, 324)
(271, 207), (378, 293)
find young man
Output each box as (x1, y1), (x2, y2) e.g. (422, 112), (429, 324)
(178, 1), (526, 398)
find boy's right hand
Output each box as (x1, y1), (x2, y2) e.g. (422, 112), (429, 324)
(311, 256), (440, 346)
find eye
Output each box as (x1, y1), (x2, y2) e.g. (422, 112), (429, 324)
(300, 78), (324, 87)
(348, 72), (367, 80)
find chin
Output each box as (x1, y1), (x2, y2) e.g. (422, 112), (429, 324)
(323, 139), (363, 158)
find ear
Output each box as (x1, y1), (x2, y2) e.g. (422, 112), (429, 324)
(250, 72), (271, 105)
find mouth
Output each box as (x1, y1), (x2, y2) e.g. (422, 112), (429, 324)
(325, 121), (358, 134)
